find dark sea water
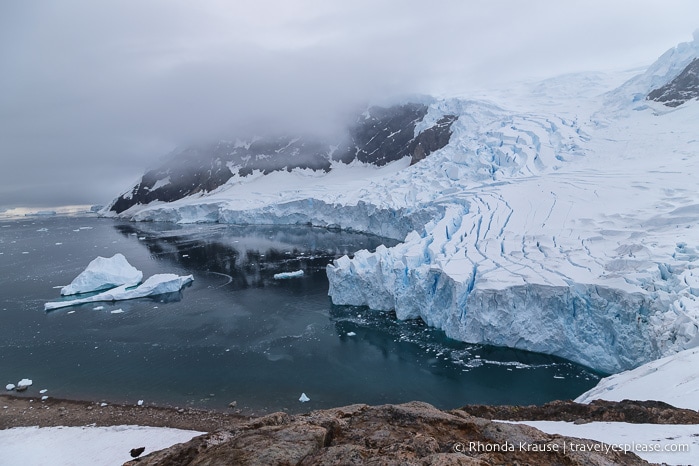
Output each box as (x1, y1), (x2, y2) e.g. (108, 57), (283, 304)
(0, 216), (601, 414)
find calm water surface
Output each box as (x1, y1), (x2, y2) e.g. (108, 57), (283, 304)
(0, 216), (601, 414)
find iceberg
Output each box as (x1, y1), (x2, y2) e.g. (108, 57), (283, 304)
(45, 274), (194, 310)
(60, 253), (143, 296)
(273, 270), (304, 279)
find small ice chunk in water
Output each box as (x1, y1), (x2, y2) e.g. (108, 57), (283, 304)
(41, 396), (48, 401)
(39, 389), (48, 394)
(137, 400), (144, 406)
(346, 332), (356, 337)
(93, 306), (104, 310)
(16, 379), (32, 391)
(5, 384), (15, 391)
(110, 309), (124, 314)
(274, 270), (304, 279)
(299, 393), (310, 402)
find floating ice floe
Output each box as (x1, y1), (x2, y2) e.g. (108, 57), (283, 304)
(5, 384), (15, 391)
(110, 309), (124, 314)
(45, 274), (193, 310)
(16, 379), (32, 391)
(273, 270), (304, 279)
(137, 400), (144, 406)
(299, 393), (310, 402)
(346, 332), (356, 337)
(60, 253), (143, 296)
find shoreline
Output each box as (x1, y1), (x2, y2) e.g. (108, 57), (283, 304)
(4, 391), (699, 433)
(4, 394), (699, 465)
(0, 394), (250, 432)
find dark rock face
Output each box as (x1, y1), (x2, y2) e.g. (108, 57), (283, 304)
(108, 104), (457, 214)
(410, 114), (459, 165)
(108, 137), (332, 214)
(126, 402), (647, 466)
(647, 57), (699, 107)
(333, 103), (429, 165)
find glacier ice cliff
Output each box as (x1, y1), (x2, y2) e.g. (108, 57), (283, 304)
(107, 34), (699, 373)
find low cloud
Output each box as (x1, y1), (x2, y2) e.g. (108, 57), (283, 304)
(1, 0), (698, 207)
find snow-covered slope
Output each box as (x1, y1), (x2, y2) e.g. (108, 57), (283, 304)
(108, 103), (457, 216)
(576, 346), (699, 411)
(109, 34), (699, 374)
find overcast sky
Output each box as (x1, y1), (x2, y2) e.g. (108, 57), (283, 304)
(1, 0), (698, 209)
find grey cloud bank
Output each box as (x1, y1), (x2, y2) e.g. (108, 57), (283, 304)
(1, 0), (698, 208)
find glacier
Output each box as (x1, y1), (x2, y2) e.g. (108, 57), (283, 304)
(107, 34), (699, 373)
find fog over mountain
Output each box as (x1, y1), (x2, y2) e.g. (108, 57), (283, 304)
(1, 0), (698, 208)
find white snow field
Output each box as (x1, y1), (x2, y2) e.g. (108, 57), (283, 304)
(0, 425), (203, 466)
(576, 346), (699, 411)
(505, 420), (699, 466)
(111, 35), (699, 373)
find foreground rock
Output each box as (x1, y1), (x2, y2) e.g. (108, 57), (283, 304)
(126, 401), (647, 465)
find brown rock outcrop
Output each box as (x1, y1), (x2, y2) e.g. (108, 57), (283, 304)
(459, 398), (699, 424)
(126, 401), (648, 465)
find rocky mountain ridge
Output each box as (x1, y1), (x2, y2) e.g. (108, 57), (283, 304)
(647, 57), (699, 107)
(109, 104), (457, 214)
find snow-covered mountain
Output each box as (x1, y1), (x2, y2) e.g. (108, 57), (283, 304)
(108, 103), (457, 214)
(106, 33), (699, 374)
(647, 57), (699, 107)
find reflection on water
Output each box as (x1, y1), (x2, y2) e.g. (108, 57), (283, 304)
(0, 217), (601, 414)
